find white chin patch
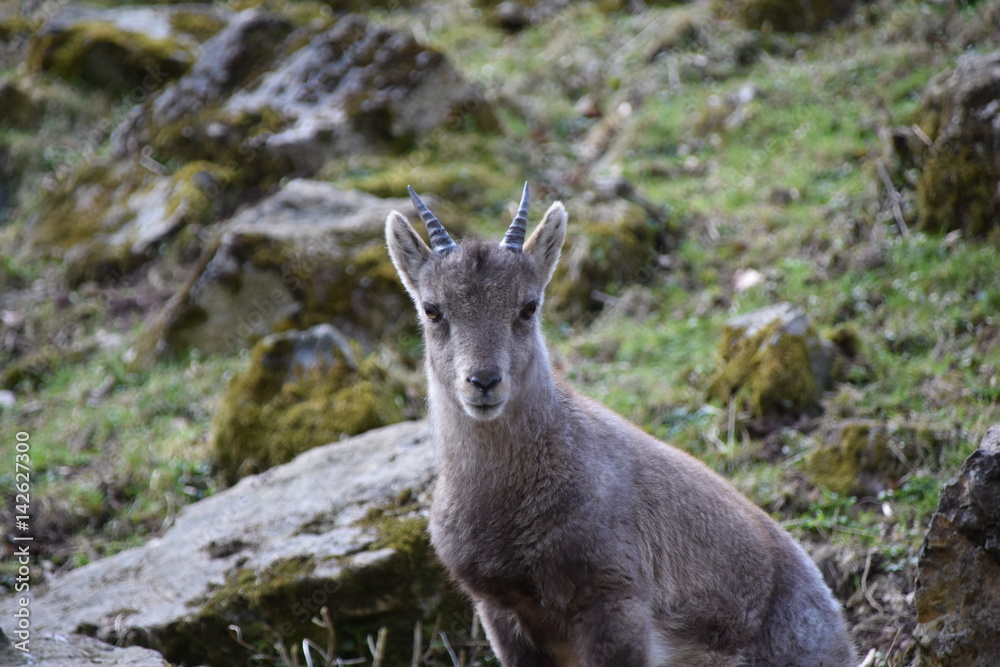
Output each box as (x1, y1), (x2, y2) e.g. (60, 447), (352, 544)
(461, 399), (506, 421)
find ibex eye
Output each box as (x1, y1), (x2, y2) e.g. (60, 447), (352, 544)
(423, 304), (443, 322)
(520, 301), (538, 320)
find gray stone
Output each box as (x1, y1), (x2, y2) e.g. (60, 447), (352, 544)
(0, 420), (456, 667)
(137, 180), (421, 360)
(914, 424), (1000, 666)
(113, 12), (495, 176)
(0, 632), (170, 666)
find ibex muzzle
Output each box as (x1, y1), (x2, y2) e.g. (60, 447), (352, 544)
(385, 186), (855, 666)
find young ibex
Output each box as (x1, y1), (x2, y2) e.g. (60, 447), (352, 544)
(386, 185), (855, 666)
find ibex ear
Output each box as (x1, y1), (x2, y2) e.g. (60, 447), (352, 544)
(523, 202), (566, 288)
(386, 210), (432, 303)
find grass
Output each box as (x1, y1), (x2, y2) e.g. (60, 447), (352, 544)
(0, 346), (243, 584)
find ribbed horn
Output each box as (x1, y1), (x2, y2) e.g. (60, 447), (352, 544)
(408, 185), (457, 254)
(500, 182), (530, 252)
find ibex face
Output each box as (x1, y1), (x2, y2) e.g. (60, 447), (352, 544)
(386, 184), (566, 421)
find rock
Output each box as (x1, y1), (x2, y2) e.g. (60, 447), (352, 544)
(0, 632), (169, 666)
(0, 420), (465, 667)
(210, 323), (410, 483)
(803, 420), (950, 496)
(721, 0), (856, 33)
(26, 3), (228, 94)
(111, 9), (295, 168)
(19, 159), (236, 285)
(910, 51), (1000, 237)
(115, 11), (496, 177)
(136, 180), (423, 360)
(707, 303), (838, 418)
(0, 80), (44, 130)
(546, 197), (664, 321)
(914, 424), (1000, 666)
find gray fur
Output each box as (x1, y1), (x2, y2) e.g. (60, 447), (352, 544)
(385, 192), (855, 667)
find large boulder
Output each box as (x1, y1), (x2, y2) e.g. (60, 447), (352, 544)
(210, 324), (411, 483)
(136, 180), (429, 360)
(707, 303), (838, 418)
(0, 421), (466, 667)
(909, 51), (1000, 237)
(26, 3), (228, 93)
(19, 159), (235, 285)
(114, 10), (496, 177)
(914, 424), (1000, 666)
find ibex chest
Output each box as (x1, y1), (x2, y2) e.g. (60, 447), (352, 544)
(429, 470), (595, 607)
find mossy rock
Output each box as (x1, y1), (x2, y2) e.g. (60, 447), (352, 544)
(0, 80), (45, 130)
(172, 511), (465, 666)
(707, 303), (838, 418)
(804, 419), (951, 496)
(5, 420), (465, 667)
(28, 18), (192, 94)
(210, 324), (410, 483)
(138, 181), (420, 362)
(718, 0), (855, 33)
(546, 198), (665, 321)
(910, 52), (1000, 237)
(114, 12), (493, 184)
(20, 158), (239, 285)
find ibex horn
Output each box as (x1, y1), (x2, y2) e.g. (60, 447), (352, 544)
(408, 186), (458, 254)
(500, 182), (530, 252)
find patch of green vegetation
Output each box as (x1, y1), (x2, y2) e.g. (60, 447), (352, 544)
(210, 335), (409, 484)
(27, 20), (191, 93)
(325, 130), (514, 226)
(802, 420), (948, 496)
(0, 347), (234, 586)
(707, 316), (822, 418)
(168, 10), (228, 42)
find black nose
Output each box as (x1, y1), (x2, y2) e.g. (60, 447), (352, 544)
(468, 369), (501, 392)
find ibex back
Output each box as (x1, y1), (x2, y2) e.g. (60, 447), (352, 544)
(386, 184), (855, 667)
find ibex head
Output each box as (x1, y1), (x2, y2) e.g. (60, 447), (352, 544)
(386, 184), (567, 421)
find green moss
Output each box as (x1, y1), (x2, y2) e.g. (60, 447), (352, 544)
(173, 505), (461, 666)
(201, 556), (319, 619)
(28, 21), (191, 93)
(230, 230), (415, 338)
(210, 335), (408, 483)
(707, 318), (821, 417)
(916, 140), (1000, 237)
(168, 11), (227, 42)
(330, 132), (508, 219)
(169, 555), (322, 667)
(23, 163), (116, 255)
(149, 107), (291, 187)
(166, 160), (241, 227)
(545, 200), (661, 321)
(802, 420), (948, 496)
